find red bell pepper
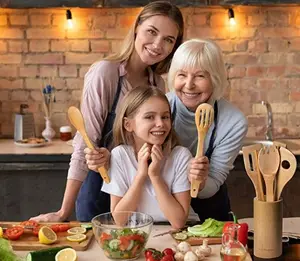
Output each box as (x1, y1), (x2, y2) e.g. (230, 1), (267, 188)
(223, 211), (248, 247)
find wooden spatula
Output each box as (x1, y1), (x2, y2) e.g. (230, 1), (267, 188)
(276, 147), (296, 201)
(68, 106), (110, 184)
(242, 143), (265, 201)
(190, 103), (214, 198)
(258, 145), (280, 202)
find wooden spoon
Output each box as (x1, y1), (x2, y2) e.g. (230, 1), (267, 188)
(276, 147), (296, 201)
(242, 143), (265, 201)
(68, 106), (110, 184)
(258, 145), (280, 202)
(190, 103), (214, 198)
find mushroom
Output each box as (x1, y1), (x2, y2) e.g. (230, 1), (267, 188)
(184, 251), (198, 261)
(194, 248), (205, 260)
(197, 239), (212, 257)
(174, 251), (185, 261)
(177, 241), (191, 254)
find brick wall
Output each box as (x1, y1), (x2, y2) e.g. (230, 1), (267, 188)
(0, 6), (299, 139)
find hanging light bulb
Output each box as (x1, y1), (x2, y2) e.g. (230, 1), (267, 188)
(66, 9), (73, 29)
(228, 8), (236, 26)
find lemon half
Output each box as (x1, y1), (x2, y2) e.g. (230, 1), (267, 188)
(55, 248), (77, 261)
(0, 227), (3, 238)
(67, 227), (86, 235)
(67, 233), (87, 243)
(38, 226), (57, 244)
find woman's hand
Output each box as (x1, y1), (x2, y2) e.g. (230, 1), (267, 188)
(188, 156), (209, 190)
(137, 143), (151, 177)
(29, 210), (65, 222)
(148, 145), (164, 177)
(84, 147), (110, 172)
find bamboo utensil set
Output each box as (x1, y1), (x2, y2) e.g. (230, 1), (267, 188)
(242, 142), (296, 259)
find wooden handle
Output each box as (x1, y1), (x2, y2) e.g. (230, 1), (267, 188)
(80, 131), (110, 184)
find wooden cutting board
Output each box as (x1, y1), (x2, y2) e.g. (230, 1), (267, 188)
(1, 222), (94, 251)
(171, 234), (222, 245)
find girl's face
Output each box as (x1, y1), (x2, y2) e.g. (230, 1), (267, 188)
(124, 96), (171, 151)
(174, 67), (213, 112)
(134, 15), (179, 66)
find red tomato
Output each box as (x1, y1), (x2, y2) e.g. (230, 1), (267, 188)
(20, 220), (39, 227)
(144, 249), (153, 258)
(5, 226), (24, 240)
(50, 224), (61, 233)
(147, 256), (161, 261)
(100, 232), (112, 244)
(32, 226), (41, 236)
(119, 237), (131, 251)
(144, 248), (162, 261)
(58, 224), (70, 232)
(162, 248), (174, 256)
(161, 255), (174, 261)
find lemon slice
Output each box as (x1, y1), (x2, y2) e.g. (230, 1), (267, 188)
(67, 227), (86, 235)
(38, 226), (57, 244)
(67, 233), (87, 242)
(55, 248), (77, 261)
(0, 227), (3, 238)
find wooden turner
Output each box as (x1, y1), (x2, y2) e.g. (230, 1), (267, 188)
(68, 106), (110, 184)
(242, 144), (265, 201)
(276, 147), (296, 201)
(191, 103), (214, 198)
(258, 145), (280, 202)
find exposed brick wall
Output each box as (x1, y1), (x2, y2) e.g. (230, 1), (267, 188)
(0, 6), (299, 139)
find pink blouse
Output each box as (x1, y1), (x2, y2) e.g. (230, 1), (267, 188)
(68, 60), (166, 181)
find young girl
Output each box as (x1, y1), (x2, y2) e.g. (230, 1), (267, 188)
(30, 1), (184, 222)
(102, 86), (198, 229)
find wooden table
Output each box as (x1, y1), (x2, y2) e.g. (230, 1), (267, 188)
(16, 225), (252, 261)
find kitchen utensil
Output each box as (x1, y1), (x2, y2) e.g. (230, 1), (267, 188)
(276, 147), (297, 201)
(68, 106), (110, 184)
(14, 104), (35, 141)
(242, 144), (265, 201)
(258, 145), (280, 202)
(191, 103), (214, 198)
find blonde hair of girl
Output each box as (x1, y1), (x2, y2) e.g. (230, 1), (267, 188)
(113, 86), (178, 150)
(104, 1), (184, 75)
(168, 38), (228, 101)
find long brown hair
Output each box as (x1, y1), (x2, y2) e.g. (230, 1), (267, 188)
(113, 86), (178, 150)
(104, 1), (184, 74)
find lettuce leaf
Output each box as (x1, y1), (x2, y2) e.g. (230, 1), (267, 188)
(0, 238), (24, 261)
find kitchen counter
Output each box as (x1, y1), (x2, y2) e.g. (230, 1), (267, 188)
(16, 225), (252, 260)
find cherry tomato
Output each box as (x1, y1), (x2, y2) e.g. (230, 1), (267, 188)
(162, 248), (174, 256)
(58, 224), (70, 232)
(144, 248), (163, 261)
(145, 249), (153, 258)
(20, 220), (39, 227)
(32, 226), (41, 236)
(5, 226), (24, 240)
(161, 255), (175, 261)
(147, 256), (161, 261)
(50, 224), (60, 233)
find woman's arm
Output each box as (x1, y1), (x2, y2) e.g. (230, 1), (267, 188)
(150, 176), (190, 229)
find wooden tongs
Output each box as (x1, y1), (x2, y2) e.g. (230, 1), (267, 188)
(190, 103), (214, 198)
(68, 106), (110, 184)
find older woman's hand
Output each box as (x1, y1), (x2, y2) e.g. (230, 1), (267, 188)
(84, 147), (111, 172)
(188, 156), (209, 191)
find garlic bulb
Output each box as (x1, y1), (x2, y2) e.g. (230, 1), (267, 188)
(184, 251), (198, 261)
(197, 239), (212, 257)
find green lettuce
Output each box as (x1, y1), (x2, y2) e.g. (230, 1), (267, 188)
(0, 238), (24, 261)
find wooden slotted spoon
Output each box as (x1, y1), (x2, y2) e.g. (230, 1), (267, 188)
(190, 103), (214, 198)
(68, 106), (110, 184)
(258, 145), (280, 202)
(276, 147), (296, 201)
(242, 143), (265, 201)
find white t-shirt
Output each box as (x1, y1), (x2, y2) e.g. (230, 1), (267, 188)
(102, 145), (199, 222)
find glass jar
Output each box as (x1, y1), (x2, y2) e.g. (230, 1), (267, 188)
(220, 223), (247, 261)
(60, 126), (72, 141)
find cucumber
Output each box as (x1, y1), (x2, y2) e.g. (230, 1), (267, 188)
(26, 246), (72, 261)
(81, 223), (92, 230)
(108, 239), (121, 250)
(174, 232), (188, 240)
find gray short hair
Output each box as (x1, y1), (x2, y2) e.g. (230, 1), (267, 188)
(167, 39), (227, 101)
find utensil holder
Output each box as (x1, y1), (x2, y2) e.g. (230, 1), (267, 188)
(254, 198), (283, 259)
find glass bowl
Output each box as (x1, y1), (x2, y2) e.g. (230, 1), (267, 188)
(92, 211), (153, 260)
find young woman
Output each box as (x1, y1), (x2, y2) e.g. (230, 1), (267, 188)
(30, 1), (184, 222)
(167, 39), (248, 221)
(102, 86), (198, 229)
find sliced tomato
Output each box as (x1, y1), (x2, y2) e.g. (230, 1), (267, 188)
(32, 226), (41, 236)
(131, 244), (141, 257)
(5, 226), (24, 240)
(123, 234), (145, 243)
(119, 237), (131, 251)
(58, 224), (70, 232)
(50, 224), (61, 233)
(100, 232), (112, 244)
(20, 220), (39, 227)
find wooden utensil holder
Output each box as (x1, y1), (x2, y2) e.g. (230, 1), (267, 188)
(254, 198), (283, 259)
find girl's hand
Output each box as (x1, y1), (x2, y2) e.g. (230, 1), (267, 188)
(30, 211), (65, 222)
(137, 143), (151, 177)
(84, 147), (111, 172)
(188, 156), (209, 190)
(148, 145), (164, 177)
